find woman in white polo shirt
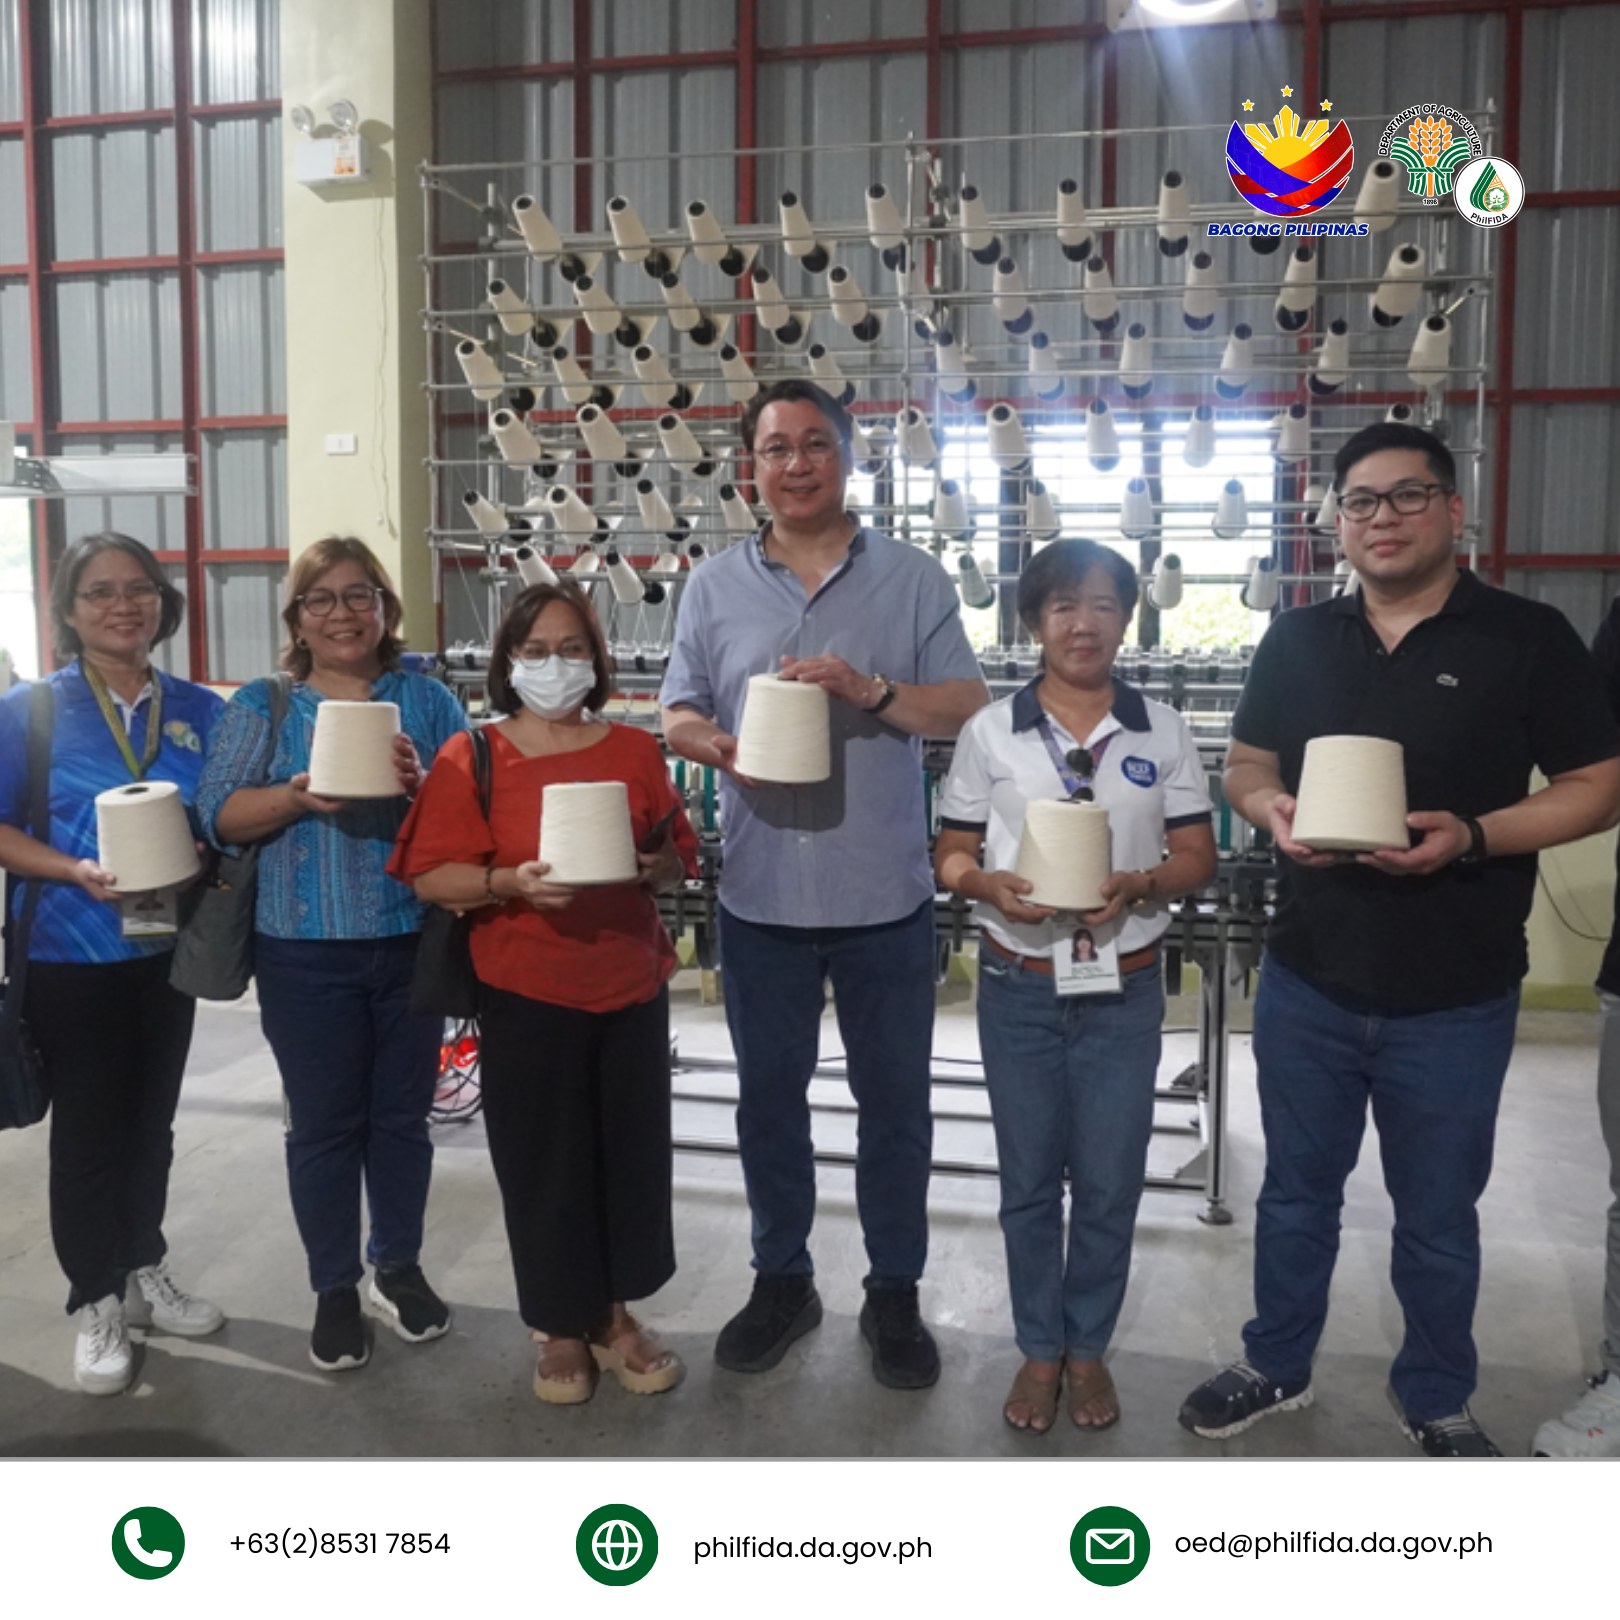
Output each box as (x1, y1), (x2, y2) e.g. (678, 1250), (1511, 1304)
(935, 539), (1216, 1435)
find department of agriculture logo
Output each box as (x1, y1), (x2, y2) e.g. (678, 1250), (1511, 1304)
(576, 1503), (658, 1586)
(1071, 1505), (1151, 1588)
(1378, 103), (1483, 204)
(111, 1506), (185, 1580)
(1225, 87), (1354, 219)
(1452, 156), (1526, 227)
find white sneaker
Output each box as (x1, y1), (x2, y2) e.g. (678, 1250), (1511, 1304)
(74, 1295), (133, 1396)
(1532, 1371), (1620, 1458)
(127, 1262), (225, 1338)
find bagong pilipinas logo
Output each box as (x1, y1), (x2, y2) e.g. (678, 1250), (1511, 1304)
(1377, 103), (1483, 205)
(1225, 87), (1355, 219)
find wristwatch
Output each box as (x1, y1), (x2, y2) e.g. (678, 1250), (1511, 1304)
(864, 673), (898, 715)
(1455, 816), (1488, 866)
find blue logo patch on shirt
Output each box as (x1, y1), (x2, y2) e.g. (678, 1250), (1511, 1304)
(1121, 756), (1158, 788)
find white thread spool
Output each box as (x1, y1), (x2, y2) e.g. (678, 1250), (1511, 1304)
(1314, 485), (1339, 531)
(1026, 480), (1060, 541)
(1118, 322), (1153, 399)
(1183, 249), (1218, 331)
(1213, 479), (1250, 539)
(807, 343), (855, 407)
(658, 411), (716, 478)
(957, 183), (1000, 263)
(957, 551), (995, 610)
(718, 482), (757, 535)
(718, 343), (759, 402)
(686, 200), (752, 274)
(750, 266), (803, 345)
(1354, 159), (1401, 232)
(865, 183), (906, 262)
(897, 406), (937, 467)
(734, 675), (830, 784)
(1371, 243), (1425, 327)
(1274, 403), (1310, 462)
(464, 490), (509, 536)
(512, 545), (559, 587)
(829, 264), (882, 343)
(933, 479), (972, 541)
(1027, 331), (1063, 399)
(512, 194), (561, 261)
(1015, 800), (1111, 911)
(486, 278), (533, 337)
(1082, 257), (1119, 333)
(1150, 553), (1183, 611)
(550, 347), (603, 408)
(1183, 403), (1216, 468)
(778, 192), (828, 271)
(1119, 477), (1155, 540)
(987, 402), (1031, 471)
(606, 194), (652, 262)
(308, 701), (402, 798)
(96, 780), (200, 893)
(455, 340), (504, 401)
(1157, 169), (1191, 257)
(490, 409), (546, 466)
(1407, 313), (1452, 387)
(1292, 735), (1409, 852)
(933, 328), (976, 403)
(571, 272), (622, 337)
(1311, 319), (1350, 395)
(1055, 177), (1090, 261)
(993, 257), (1032, 334)
(540, 781), (638, 885)
(1216, 324), (1253, 399)
(1086, 397), (1119, 471)
(1274, 245), (1317, 332)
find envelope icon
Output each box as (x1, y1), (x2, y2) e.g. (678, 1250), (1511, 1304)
(1085, 1527), (1135, 1565)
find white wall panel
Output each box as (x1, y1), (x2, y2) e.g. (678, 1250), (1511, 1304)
(50, 127), (178, 259)
(54, 272), (182, 421)
(198, 263), (285, 416)
(195, 112), (281, 251)
(49, 0), (174, 115)
(193, 0), (280, 104)
(0, 278), (31, 423)
(205, 562), (283, 680)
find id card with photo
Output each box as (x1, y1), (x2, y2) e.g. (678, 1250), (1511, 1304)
(1052, 918), (1122, 996)
(119, 888), (179, 938)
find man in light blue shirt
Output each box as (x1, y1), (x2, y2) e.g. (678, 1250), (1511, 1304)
(661, 380), (988, 1388)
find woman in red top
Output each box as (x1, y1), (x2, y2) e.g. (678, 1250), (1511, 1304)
(389, 582), (697, 1404)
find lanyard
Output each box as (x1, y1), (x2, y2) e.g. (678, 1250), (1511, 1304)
(1034, 715), (1111, 799)
(81, 660), (163, 782)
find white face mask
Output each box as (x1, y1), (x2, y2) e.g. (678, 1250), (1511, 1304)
(510, 655), (596, 719)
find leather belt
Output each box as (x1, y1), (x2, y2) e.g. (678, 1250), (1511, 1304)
(982, 931), (1160, 979)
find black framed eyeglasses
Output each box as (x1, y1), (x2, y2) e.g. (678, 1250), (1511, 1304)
(755, 437), (841, 467)
(1337, 482), (1454, 522)
(75, 580), (162, 608)
(297, 585), (385, 617)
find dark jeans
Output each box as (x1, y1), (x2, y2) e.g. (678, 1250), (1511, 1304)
(255, 933), (441, 1294)
(719, 900), (936, 1288)
(478, 981), (675, 1337)
(1243, 955), (1519, 1422)
(26, 953), (197, 1313)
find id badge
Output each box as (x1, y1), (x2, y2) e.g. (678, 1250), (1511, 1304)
(1052, 917), (1123, 997)
(119, 888), (179, 938)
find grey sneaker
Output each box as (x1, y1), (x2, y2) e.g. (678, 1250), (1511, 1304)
(1389, 1389), (1503, 1457)
(1531, 1371), (1620, 1458)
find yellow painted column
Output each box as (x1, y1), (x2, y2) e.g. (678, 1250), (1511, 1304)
(278, 0), (433, 641)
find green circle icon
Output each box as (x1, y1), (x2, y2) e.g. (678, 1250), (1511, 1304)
(1070, 1505), (1150, 1587)
(111, 1506), (185, 1580)
(576, 1503), (658, 1586)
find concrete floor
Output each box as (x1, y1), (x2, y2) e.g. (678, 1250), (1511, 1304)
(0, 974), (1610, 1459)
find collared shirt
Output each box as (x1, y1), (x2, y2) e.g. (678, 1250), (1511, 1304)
(939, 676), (1212, 958)
(1235, 568), (1620, 1011)
(0, 661), (223, 964)
(194, 669), (468, 941)
(660, 524), (985, 928)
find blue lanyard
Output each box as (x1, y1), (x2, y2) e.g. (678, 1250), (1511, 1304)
(1034, 715), (1110, 798)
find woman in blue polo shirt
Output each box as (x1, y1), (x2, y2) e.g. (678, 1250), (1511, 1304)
(0, 532), (226, 1396)
(935, 539), (1217, 1436)
(195, 537), (466, 1375)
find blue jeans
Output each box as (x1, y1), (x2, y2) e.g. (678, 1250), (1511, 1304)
(977, 951), (1164, 1361)
(255, 933), (442, 1294)
(719, 901), (936, 1287)
(1244, 955), (1519, 1422)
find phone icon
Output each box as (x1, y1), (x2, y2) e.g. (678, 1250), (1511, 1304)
(111, 1507), (185, 1580)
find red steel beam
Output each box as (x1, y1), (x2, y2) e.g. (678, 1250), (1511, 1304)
(190, 98), (282, 120)
(152, 550), (290, 566)
(44, 108), (173, 131)
(1489, 6), (1523, 587)
(735, 0), (758, 377)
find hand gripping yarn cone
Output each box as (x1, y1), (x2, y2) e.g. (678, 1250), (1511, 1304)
(308, 701), (402, 798)
(1407, 313), (1452, 388)
(577, 403), (642, 479)
(865, 183), (907, 270)
(932, 328), (976, 403)
(1183, 403), (1217, 468)
(1241, 555), (1279, 611)
(1182, 249), (1219, 331)
(1086, 398), (1120, 472)
(957, 550), (995, 610)
(512, 194), (561, 261)
(1082, 256), (1120, 334)
(808, 344), (857, 408)
(1215, 324), (1253, 400)
(512, 544), (559, 587)
(828, 264), (883, 344)
(933, 480), (973, 542)
(992, 257), (1033, 335)
(749, 266), (804, 347)
(685, 200), (755, 277)
(1371, 243), (1425, 327)
(1026, 480), (1061, 541)
(1273, 245), (1317, 333)
(540, 781), (639, 885)
(456, 339), (504, 401)
(897, 406), (938, 468)
(551, 346), (616, 410)
(1291, 735), (1409, 852)
(486, 278), (534, 338)
(777, 192), (830, 273)
(1015, 799), (1111, 911)
(1213, 479), (1249, 538)
(1055, 177), (1091, 262)
(734, 675), (831, 784)
(1310, 319), (1351, 396)
(1274, 403), (1310, 463)
(96, 780), (201, 894)
(1119, 477), (1155, 541)
(987, 403), (1032, 472)
(957, 184), (1001, 265)
(1119, 323), (1154, 399)
(718, 343), (760, 403)
(1028, 331), (1064, 400)
(1157, 170), (1191, 257)
(1150, 553), (1183, 611)
(659, 273), (724, 348)
(1354, 159), (1401, 232)
(658, 411), (717, 479)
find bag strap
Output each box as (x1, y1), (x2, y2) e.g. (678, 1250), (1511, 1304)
(2, 682), (55, 1016)
(470, 724), (492, 820)
(265, 671), (292, 768)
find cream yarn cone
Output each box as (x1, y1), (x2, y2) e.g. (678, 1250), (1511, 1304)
(1291, 735), (1409, 852)
(95, 780), (200, 893)
(734, 675), (831, 784)
(539, 781), (638, 885)
(1014, 800), (1111, 911)
(308, 700), (402, 798)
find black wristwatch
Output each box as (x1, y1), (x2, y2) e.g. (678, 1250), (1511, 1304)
(864, 673), (898, 715)
(1455, 816), (1488, 865)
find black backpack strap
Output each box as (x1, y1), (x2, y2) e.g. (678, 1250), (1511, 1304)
(470, 724), (493, 820)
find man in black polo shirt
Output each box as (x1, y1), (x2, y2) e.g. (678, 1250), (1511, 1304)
(1178, 422), (1620, 1457)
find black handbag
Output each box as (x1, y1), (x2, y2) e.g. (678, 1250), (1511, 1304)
(169, 672), (292, 1001)
(0, 683), (56, 1131)
(410, 725), (493, 1019)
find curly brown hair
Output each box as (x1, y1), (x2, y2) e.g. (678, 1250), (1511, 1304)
(280, 537), (406, 680)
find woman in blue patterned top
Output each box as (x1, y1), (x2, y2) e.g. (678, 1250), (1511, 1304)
(0, 533), (226, 1397)
(195, 537), (466, 1373)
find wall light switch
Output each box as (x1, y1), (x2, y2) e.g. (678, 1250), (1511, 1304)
(325, 434), (357, 456)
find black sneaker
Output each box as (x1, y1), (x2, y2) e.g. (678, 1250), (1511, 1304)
(714, 1275), (823, 1373)
(1389, 1389), (1502, 1457)
(309, 1286), (371, 1372)
(368, 1265), (452, 1343)
(1178, 1358), (1313, 1438)
(859, 1284), (940, 1390)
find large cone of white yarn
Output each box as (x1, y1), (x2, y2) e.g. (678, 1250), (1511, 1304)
(308, 700), (402, 798)
(539, 781), (638, 884)
(95, 780), (200, 893)
(1291, 734), (1409, 852)
(1014, 799), (1112, 911)
(734, 675), (831, 784)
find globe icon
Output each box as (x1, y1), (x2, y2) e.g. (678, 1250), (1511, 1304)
(592, 1520), (643, 1572)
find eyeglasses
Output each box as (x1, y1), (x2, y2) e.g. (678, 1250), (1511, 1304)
(298, 585), (385, 617)
(755, 436), (842, 467)
(75, 580), (162, 609)
(1337, 482), (1454, 522)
